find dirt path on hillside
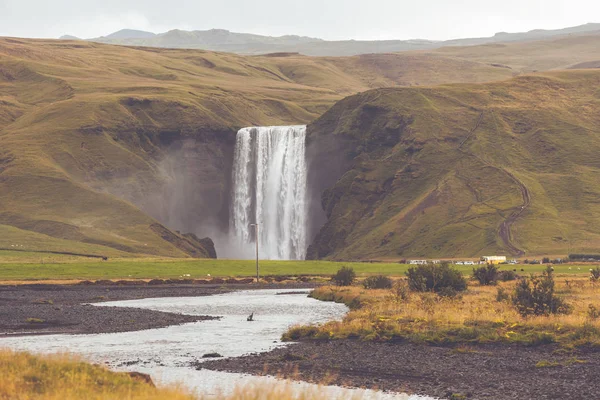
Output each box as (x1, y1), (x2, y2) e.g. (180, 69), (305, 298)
(458, 111), (530, 256)
(497, 169), (530, 256)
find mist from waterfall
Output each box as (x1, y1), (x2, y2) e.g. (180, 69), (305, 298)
(230, 126), (307, 260)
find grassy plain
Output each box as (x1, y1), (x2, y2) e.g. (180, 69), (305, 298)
(285, 274), (600, 347)
(0, 250), (592, 281)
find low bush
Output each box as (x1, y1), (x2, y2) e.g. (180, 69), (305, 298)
(588, 304), (600, 320)
(569, 254), (600, 261)
(473, 264), (498, 285)
(512, 266), (571, 316)
(496, 287), (510, 302)
(362, 275), (393, 289)
(391, 280), (411, 301)
(282, 325), (323, 341)
(590, 266), (600, 282)
(332, 266), (356, 286)
(498, 270), (518, 281)
(406, 262), (467, 294)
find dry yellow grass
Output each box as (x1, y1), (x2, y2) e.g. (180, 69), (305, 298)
(212, 381), (369, 400)
(285, 275), (600, 346)
(0, 350), (371, 400)
(0, 350), (193, 400)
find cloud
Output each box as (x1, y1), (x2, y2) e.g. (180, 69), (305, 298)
(0, 0), (598, 41)
(50, 12), (153, 38)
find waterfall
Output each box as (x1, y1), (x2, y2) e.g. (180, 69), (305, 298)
(230, 125), (307, 260)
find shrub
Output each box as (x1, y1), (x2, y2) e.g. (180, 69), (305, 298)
(405, 262), (467, 294)
(282, 325), (320, 341)
(438, 286), (463, 299)
(511, 266), (571, 316)
(363, 275), (393, 289)
(332, 266), (356, 286)
(473, 264), (498, 285)
(569, 254), (600, 261)
(590, 266), (600, 282)
(391, 280), (411, 301)
(588, 304), (600, 320)
(498, 270), (518, 281)
(496, 287), (510, 302)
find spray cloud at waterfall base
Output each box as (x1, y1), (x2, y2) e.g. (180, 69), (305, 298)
(229, 126), (308, 260)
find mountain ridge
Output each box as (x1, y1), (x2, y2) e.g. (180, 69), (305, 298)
(63, 22), (600, 56)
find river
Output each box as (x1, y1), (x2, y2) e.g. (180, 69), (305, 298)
(0, 289), (434, 399)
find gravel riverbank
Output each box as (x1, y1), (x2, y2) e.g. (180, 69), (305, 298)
(0, 282), (315, 336)
(200, 340), (600, 399)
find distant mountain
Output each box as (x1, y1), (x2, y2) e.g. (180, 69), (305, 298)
(59, 35), (81, 40)
(101, 29), (156, 40)
(444, 22), (600, 46)
(88, 28), (324, 53)
(66, 23), (600, 56)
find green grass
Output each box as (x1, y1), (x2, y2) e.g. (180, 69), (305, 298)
(0, 251), (591, 280)
(308, 69), (600, 260)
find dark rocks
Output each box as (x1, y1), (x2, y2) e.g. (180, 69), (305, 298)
(202, 352), (223, 358)
(126, 371), (155, 387)
(197, 237), (217, 259)
(115, 280), (146, 286)
(150, 223), (214, 258)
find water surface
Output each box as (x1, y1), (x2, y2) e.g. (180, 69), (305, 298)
(0, 289), (434, 399)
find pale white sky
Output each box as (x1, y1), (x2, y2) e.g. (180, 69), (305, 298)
(0, 0), (598, 41)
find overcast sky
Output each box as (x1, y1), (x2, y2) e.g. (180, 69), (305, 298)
(1, 0), (598, 41)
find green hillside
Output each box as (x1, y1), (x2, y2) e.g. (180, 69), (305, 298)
(0, 38), (516, 257)
(307, 70), (600, 259)
(2, 37), (600, 259)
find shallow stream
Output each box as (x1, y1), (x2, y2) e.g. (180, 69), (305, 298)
(0, 289), (434, 399)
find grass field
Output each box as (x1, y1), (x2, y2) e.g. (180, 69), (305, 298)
(285, 272), (600, 347)
(0, 250), (593, 281)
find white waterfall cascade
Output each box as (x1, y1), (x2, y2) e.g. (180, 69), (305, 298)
(230, 125), (308, 260)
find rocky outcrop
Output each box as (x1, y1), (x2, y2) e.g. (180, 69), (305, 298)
(150, 223), (215, 258)
(184, 233), (217, 259)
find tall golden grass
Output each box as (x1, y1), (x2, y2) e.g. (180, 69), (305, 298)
(0, 350), (193, 400)
(214, 381), (370, 400)
(0, 350), (371, 400)
(285, 276), (600, 347)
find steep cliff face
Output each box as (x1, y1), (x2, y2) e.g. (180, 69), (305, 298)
(306, 71), (600, 259)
